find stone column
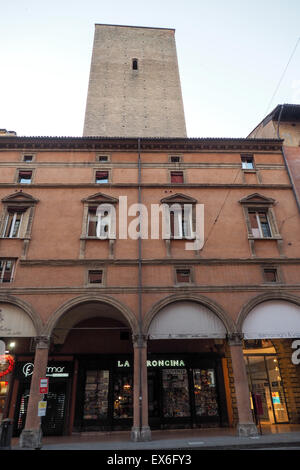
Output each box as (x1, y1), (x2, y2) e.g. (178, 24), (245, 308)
(19, 336), (50, 449)
(227, 333), (258, 437)
(131, 334), (151, 442)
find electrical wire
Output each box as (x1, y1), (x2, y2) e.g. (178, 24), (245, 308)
(264, 37), (300, 117)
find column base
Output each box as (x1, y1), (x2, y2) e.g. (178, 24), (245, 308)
(19, 428), (43, 449)
(237, 423), (259, 437)
(131, 426), (152, 442)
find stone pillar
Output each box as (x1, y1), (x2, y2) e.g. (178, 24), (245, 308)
(19, 336), (50, 449)
(131, 334), (151, 442)
(227, 333), (258, 437)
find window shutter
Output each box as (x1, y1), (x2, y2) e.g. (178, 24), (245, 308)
(171, 172), (184, 183)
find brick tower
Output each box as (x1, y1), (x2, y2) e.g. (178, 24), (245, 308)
(83, 24), (187, 137)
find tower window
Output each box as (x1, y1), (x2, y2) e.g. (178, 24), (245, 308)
(132, 59), (138, 70)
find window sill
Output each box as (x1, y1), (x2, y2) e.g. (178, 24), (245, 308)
(81, 236), (115, 240)
(248, 236), (282, 241)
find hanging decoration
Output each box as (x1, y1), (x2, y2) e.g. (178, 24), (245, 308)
(0, 354), (15, 378)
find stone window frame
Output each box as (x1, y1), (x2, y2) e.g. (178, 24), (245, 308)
(174, 265), (194, 286)
(260, 265), (284, 285)
(15, 168), (36, 184)
(21, 153), (36, 163)
(239, 194), (281, 241)
(0, 192), (39, 259)
(239, 193), (283, 257)
(80, 192), (119, 259)
(85, 266), (106, 287)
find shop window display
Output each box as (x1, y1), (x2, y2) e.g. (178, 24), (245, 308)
(83, 370), (109, 420)
(162, 369), (190, 418)
(193, 369), (219, 417)
(113, 373), (133, 419)
(245, 354), (289, 424)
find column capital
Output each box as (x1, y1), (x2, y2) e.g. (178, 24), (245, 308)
(35, 336), (51, 349)
(227, 332), (244, 346)
(132, 334), (148, 348)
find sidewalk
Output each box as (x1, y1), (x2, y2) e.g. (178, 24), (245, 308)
(11, 424), (300, 450)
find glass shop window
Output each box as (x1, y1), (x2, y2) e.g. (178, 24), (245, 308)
(83, 370), (110, 421)
(114, 373), (133, 419)
(162, 369), (190, 418)
(193, 369), (219, 417)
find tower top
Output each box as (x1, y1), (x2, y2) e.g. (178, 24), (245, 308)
(83, 24), (186, 138)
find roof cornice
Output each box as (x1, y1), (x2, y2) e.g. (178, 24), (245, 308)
(0, 136), (283, 152)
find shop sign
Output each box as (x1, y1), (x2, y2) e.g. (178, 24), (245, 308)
(38, 401), (47, 417)
(40, 378), (49, 394)
(117, 359), (185, 368)
(291, 340), (300, 365)
(22, 363), (70, 378)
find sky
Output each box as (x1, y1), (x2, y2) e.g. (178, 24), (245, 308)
(0, 0), (300, 138)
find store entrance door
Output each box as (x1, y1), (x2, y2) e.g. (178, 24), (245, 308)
(14, 381), (68, 436)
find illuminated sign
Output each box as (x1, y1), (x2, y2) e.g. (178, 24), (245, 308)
(117, 359), (185, 368)
(22, 363), (69, 378)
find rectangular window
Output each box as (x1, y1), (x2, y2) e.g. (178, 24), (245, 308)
(96, 155), (109, 162)
(263, 268), (278, 283)
(241, 155), (254, 169)
(3, 212), (23, 238)
(170, 156), (181, 163)
(248, 210), (272, 238)
(88, 270), (103, 284)
(170, 171), (184, 183)
(0, 260), (14, 283)
(23, 155), (33, 162)
(18, 170), (32, 184)
(170, 206), (193, 239)
(95, 171), (109, 184)
(176, 268), (191, 284)
(87, 207), (112, 238)
(87, 208), (97, 236)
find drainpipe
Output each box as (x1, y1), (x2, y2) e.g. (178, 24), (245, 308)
(277, 104), (300, 213)
(137, 137), (143, 437)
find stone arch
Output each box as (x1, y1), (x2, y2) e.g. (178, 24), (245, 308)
(43, 294), (139, 339)
(0, 295), (42, 337)
(143, 293), (235, 337)
(237, 292), (300, 334)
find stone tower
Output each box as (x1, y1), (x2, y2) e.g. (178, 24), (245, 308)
(83, 24), (187, 137)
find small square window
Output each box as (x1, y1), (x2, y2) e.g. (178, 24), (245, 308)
(18, 170), (32, 184)
(95, 171), (109, 184)
(170, 156), (181, 163)
(23, 155), (33, 162)
(88, 270), (103, 284)
(176, 268), (191, 284)
(171, 171), (184, 183)
(97, 155), (109, 162)
(263, 268), (278, 283)
(241, 155), (254, 170)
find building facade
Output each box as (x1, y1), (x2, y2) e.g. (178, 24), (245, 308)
(248, 103), (300, 209)
(83, 24), (187, 138)
(0, 135), (300, 448)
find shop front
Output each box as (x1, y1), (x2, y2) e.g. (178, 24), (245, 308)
(73, 353), (228, 432)
(12, 358), (73, 437)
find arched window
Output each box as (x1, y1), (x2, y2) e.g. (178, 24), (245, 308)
(132, 58), (138, 70)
